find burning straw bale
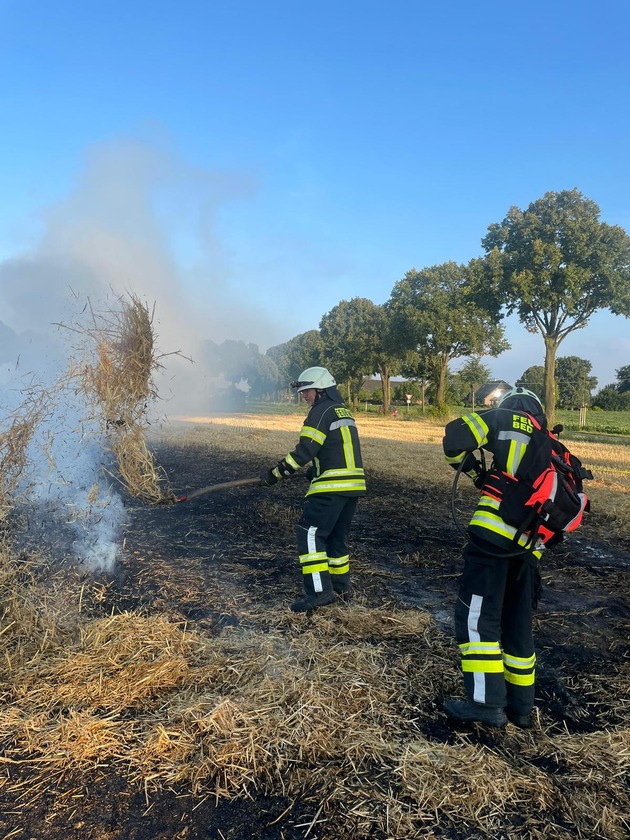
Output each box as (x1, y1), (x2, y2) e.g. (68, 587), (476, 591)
(72, 293), (174, 504)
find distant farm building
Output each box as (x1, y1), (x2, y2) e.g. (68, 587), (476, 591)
(471, 380), (512, 406)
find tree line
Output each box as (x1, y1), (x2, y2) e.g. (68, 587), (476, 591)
(204, 189), (630, 424)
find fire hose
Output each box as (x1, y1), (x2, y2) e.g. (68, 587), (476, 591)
(171, 477), (261, 504)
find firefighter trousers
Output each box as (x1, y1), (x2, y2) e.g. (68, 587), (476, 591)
(454, 537), (536, 715)
(295, 495), (358, 589)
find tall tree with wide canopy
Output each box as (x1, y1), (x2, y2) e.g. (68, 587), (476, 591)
(319, 298), (386, 407)
(388, 261), (508, 405)
(482, 189), (630, 423)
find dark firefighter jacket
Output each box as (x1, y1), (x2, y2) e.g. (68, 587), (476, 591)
(277, 387), (366, 497)
(443, 407), (546, 558)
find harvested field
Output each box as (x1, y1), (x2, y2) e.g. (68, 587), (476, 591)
(0, 413), (628, 840)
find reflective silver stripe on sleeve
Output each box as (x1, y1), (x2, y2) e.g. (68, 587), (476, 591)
(329, 418), (356, 431)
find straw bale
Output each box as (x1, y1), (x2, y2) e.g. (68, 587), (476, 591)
(71, 294), (174, 504)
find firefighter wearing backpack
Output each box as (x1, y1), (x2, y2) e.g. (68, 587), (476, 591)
(441, 386), (590, 729)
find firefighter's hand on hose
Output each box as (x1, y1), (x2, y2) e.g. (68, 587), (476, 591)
(461, 452), (486, 487)
(260, 458), (296, 487)
(259, 468), (278, 487)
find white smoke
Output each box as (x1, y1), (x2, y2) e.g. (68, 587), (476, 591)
(12, 374), (127, 572)
(0, 136), (268, 570)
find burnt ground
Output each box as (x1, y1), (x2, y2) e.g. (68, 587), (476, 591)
(2, 440), (629, 839)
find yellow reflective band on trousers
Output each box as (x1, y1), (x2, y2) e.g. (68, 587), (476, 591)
(503, 651), (536, 686)
(462, 413), (490, 447)
(328, 554), (349, 575)
(299, 550), (328, 576)
(459, 640), (504, 673)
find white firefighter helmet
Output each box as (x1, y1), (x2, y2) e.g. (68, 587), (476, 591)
(292, 366), (336, 392)
(498, 386), (543, 413)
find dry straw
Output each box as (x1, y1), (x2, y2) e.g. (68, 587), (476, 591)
(0, 389), (49, 530)
(1, 417), (629, 838)
(72, 294), (174, 504)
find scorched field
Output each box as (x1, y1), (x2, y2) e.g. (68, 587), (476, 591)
(0, 413), (628, 840)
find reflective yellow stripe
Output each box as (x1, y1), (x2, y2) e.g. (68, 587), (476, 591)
(340, 425), (355, 468)
(285, 453), (300, 470)
(470, 509), (542, 556)
(307, 480), (366, 494)
(301, 425), (326, 445)
(317, 468), (365, 479)
(300, 561), (329, 575)
(462, 660), (505, 673)
(445, 453), (464, 466)
(329, 562), (349, 575)
(504, 670), (535, 686)
(463, 413), (489, 446)
(299, 551), (327, 563)
(459, 641), (502, 655)
(503, 652), (536, 669)
(506, 439), (527, 476)
(328, 554), (350, 575)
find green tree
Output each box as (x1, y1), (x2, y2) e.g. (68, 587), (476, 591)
(593, 385), (630, 410)
(266, 330), (323, 396)
(555, 356), (597, 408)
(516, 365), (545, 401)
(202, 339), (261, 384)
(388, 262), (509, 405)
(457, 357), (492, 410)
(392, 380), (422, 403)
(615, 364), (630, 394)
(397, 349), (439, 413)
(319, 298), (385, 407)
(247, 354), (280, 399)
(370, 303), (401, 412)
(482, 189), (630, 423)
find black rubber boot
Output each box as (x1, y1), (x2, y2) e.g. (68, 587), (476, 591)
(331, 571), (352, 603)
(291, 570), (336, 613)
(506, 708), (533, 729)
(443, 698), (507, 727)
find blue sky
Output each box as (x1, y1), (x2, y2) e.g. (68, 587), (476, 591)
(1, 0), (629, 395)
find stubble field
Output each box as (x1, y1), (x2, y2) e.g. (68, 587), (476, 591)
(0, 413), (628, 840)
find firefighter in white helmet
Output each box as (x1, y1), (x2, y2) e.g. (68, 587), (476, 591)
(260, 367), (366, 611)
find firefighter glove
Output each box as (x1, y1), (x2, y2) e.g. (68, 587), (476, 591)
(259, 468), (278, 487)
(275, 458), (296, 478)
(461, 452), (486, 487)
